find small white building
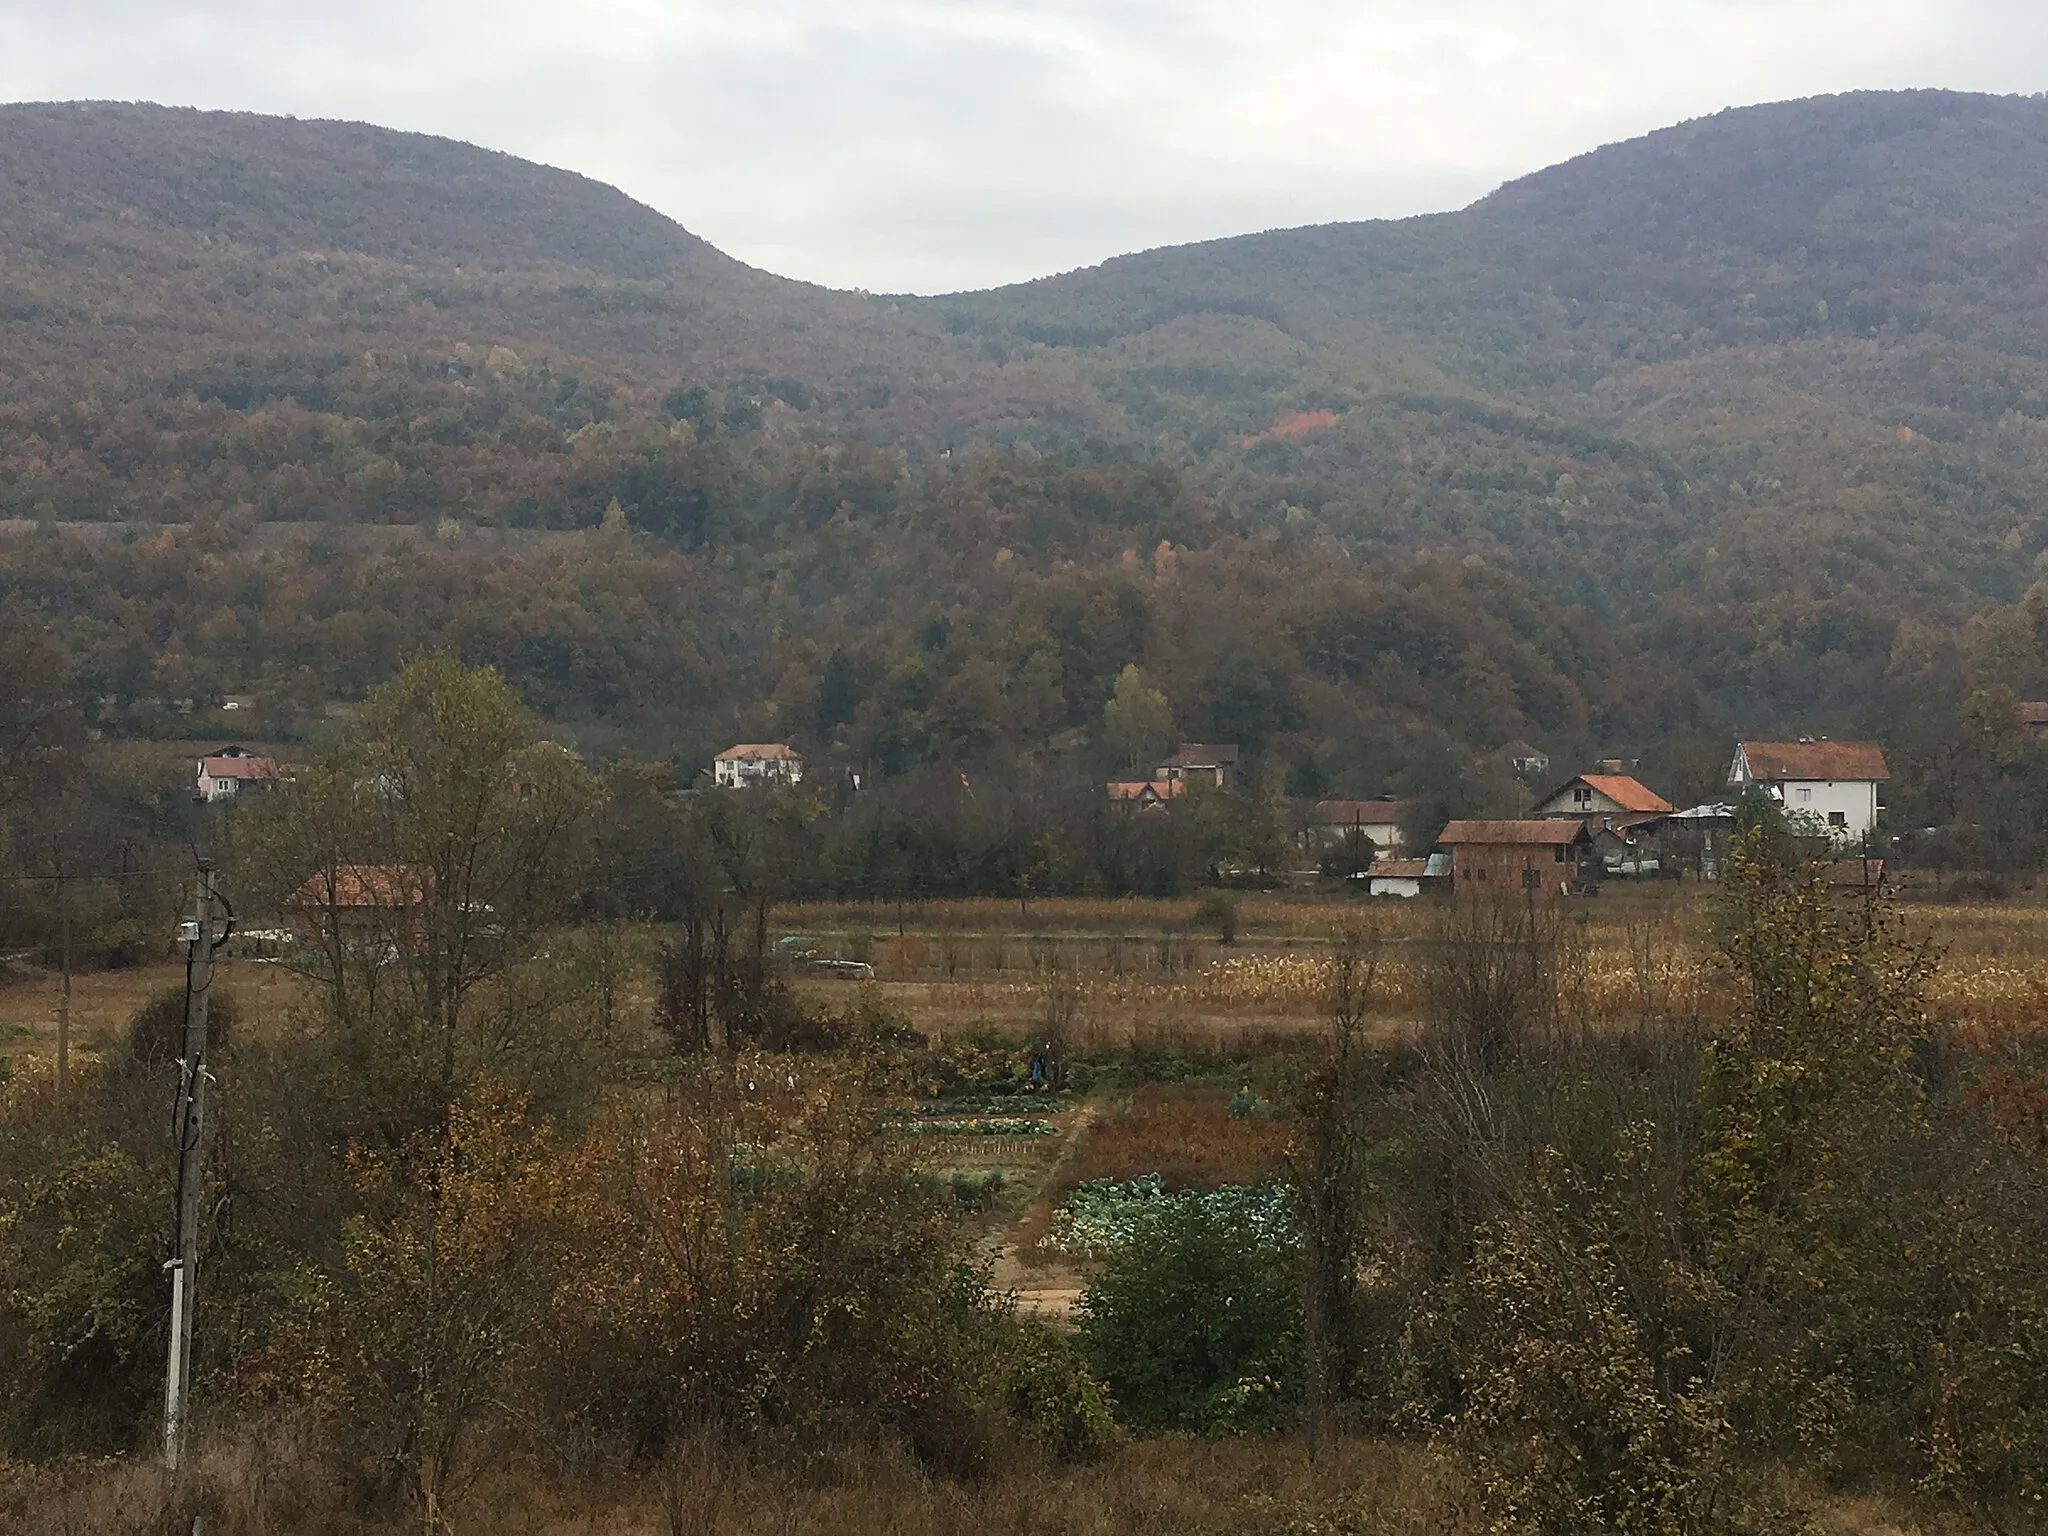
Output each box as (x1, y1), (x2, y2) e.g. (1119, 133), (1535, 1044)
(1727, 739), (1888, 840)
(713, 742), (804, 789)
(1359, 854), (1448, 898)
(195, 745), (278, 803)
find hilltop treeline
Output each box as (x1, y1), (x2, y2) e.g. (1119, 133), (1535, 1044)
(0, 375), (1702, 788)
(15, 94), (2048, 737)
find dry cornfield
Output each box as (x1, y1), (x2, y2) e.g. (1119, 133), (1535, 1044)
(869, 902), (2048, 1039)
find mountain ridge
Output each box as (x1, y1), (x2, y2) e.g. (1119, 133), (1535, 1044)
(3, 89), (2046, 769)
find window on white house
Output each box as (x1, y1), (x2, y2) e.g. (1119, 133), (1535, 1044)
(1574, 787), (1592, 804)
(1828, 811), (1847, 828)
(1795, 787), (1811, 802)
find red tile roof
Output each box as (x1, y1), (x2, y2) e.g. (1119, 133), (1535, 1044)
(715, 742), (800, 761)
(1737, 740), (1890, 782)
(199, 753), (277, 781)
(1438, 819), (1589, 846)
(1108, 780), (1182, 801)
(289, 864), (425, 909)
(1576, 774), (1674, 813)
(2020, 702), (2048, 728)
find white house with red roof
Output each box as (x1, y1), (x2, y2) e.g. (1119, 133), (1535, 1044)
(713, 742), (804, 788)
(195, 744), (278, 803)
(1728, 739), (1889, 840)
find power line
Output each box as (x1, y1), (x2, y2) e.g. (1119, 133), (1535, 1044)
(0, 867), (189, 883)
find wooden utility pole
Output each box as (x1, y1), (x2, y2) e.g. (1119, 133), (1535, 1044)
(54, 850), (70, 1104)
(163, 861), (216, 1473)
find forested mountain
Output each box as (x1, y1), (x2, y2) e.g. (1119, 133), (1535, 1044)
(3, 90), (2046, 801)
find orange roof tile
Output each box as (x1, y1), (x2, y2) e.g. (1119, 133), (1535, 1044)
(1737, 740), (1889, 782)
(200, 753), (278, 780)
(1576, 775), (1674, 813)
(1107, 779), (1182, 801)
(715, 742), (799, 761)
(289, 864), (425, 909)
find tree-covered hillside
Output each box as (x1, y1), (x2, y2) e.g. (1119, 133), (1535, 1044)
(5, 90), (2048, 772)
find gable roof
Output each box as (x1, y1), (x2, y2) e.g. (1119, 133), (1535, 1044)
(715, 742), (800, 762)
(1736, 740), (1890, 782)
(1367, 858), (1433, 879)
(1108, 779), (1182, 801)
(289, 864), (425, 909)
(2020, 701), (2048, 728)
(1310, 798), (1410, 826)
(1163, 742), (1239, 767)
(199, 751), (278, 781)
(1572, 774), (1674, 813)
(1438, 819), (1591, 847)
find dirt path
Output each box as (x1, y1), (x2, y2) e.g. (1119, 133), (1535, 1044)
(983, 1094), (1104, 1325)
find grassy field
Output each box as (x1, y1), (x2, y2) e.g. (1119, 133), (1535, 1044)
(0, 958), (310, 1072)
(3, 1421), (1973, 1536)
(10, 885), (2048, 1080)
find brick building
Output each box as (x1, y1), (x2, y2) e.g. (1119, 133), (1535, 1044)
(1437, 819), (1595, 897)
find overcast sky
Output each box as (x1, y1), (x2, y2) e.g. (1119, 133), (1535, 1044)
(3, 1), (2047, 293)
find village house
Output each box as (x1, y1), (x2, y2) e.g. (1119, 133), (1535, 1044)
(713, 742), (804, 789)
(1155, 743), (1239, 789)
(195, 744), (279, 803)
(2020, 701), (2048, 739)
(1438, 819), (1595, 897)
(1360, 854), (1449, 898)
(1107, 779), (1183, 812)
(1304, 798), (1412, 855)
(1474, 739), (1553, 778)
(1106, 742), (1241, 810)
(1531, 772), (1674, 822)
(289, 864), (423, 913)
(1727, 738), (1889, 840)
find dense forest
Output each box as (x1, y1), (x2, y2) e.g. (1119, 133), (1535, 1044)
(5, 91), (2048, 831)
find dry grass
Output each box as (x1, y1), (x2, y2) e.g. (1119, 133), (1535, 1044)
(0, 958), (311, 1067)
(1061, 1084), (1292, 1194)
(0, 1430), (1470, 1536)
(862, 896), (2048, 1045)
(1, 1427), (1990, 1536)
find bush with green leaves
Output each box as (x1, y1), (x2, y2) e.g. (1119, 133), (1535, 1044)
(1075, 1184), (1300, 1432)
(1343, 843), (2048, 1534)
(999, 1323), (1121, 1462)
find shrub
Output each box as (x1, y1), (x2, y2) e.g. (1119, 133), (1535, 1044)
(1076, 1186), (1300, 1432)
(1193, 891), (1239, 944)
(999, 1324), (1121, 1462)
